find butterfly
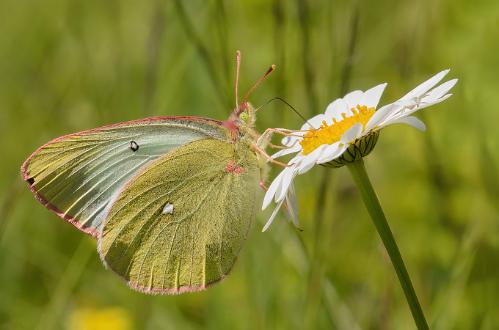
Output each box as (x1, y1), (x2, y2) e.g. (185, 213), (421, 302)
(21, 51), (289, 294)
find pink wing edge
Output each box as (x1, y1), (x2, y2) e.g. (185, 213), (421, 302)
(20, 115), (233, 239)
(127, 271), (231, 295)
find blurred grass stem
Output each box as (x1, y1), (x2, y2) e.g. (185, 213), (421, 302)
(347, 159), (429, 330)
(0, 180), (23, 239)
(313, 0), (359, 238)
(143, 2), (166, 116)
(296, 0), (317, 113)
(37, 237), (94, 330)
(173, 0), (226, 106)
(305, 3), (359, 324)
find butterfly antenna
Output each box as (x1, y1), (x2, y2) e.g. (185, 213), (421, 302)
(255, 96), (316, 129)
(242, 64), (276, 103)
(235, 50), (241, 110)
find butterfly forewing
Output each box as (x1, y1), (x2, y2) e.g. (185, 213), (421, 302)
(22, 117), (228, 237)
(98, 138), (259, 294)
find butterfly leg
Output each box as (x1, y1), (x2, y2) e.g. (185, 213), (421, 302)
(259, 180), (268, 191)
(251, 144), (288, 168)
(266, 141), (289, 150)
(251, 144), (288, 167)
(256, 128), (303, 150)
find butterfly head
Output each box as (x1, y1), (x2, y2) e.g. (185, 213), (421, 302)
(228, 51), (275, 130)
(224, 101), (256, 137)
(237, 102), (256, 127)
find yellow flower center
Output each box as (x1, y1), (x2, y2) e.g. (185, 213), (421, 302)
(300, 105), (376, 155)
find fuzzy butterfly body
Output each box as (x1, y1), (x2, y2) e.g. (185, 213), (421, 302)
(21, 51), (279, 294)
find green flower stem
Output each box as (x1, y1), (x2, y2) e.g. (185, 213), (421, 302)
(347, 159), (429, 330)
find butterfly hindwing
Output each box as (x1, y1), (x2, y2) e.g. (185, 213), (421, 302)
(21, 117), (228, 237)
(97, 138), (259, 294)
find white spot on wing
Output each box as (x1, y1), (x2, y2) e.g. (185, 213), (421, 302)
(162, 202), (174, 215)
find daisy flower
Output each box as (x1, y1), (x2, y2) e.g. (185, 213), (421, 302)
(262, 69), (457, 231)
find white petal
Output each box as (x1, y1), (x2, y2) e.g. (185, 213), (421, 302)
(325, 98), (350, 122)
(364, 103), (401, 132)
(364, 103), (402, 133)
(271, 144), (301, 159)
(401, 69), (450, 100)
(425, 79), (458, 102)
(361, 83), (387, 108)
(288, 153), (305, 166)
(297, 161), (316, 175)
(316, 142), (340, 162)
(382, 116), (426, 131)
(340, 123), (363, 143)
(301, 114), (326, 130)
(262, 170), (285, 210)
(281, 131), (305, 147)
(430, 93), (452, 104)
(297, 145), (327, 174)
(392, 93), (454, 120)
(317, 143), (347, 163)
(343, 90), (364, 109)
(262, 199), (285, 232)
(276, 167), (296, 202)
(417, 94), (453, 111)
(284, 184), (299, 228)
(281, 135), (297, 147)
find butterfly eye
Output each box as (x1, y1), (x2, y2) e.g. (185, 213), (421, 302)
(239, 112), (250, 123)
(130, 141), (139, 152)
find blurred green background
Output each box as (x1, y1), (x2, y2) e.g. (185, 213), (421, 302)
(1, 0), (498, 329)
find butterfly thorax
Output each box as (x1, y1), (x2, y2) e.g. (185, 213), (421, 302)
(224, 102), (270, 183)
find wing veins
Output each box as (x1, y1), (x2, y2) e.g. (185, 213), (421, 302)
(119, 173), (221, 278)
(134, 176), (222, 288)
(186, 178), (228, 286)
(32, 132), (145, 186)
(31, 137), (125, 178)
(70, 151), (143, 194)
(106, 145), (229, 246)
(157, 177), (223, 290)
(107, 166), (222, 263)
(76, 157), (153, 225)
(59, 154), (134, 217)
(217, 175), (235, 277)
(35, 144), (109, 193)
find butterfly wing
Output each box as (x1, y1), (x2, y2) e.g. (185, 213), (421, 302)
(97, 138), (259, 294)
(21, 116), (229, 237)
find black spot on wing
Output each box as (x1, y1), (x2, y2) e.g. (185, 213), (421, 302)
(130, 141), (139, 152)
